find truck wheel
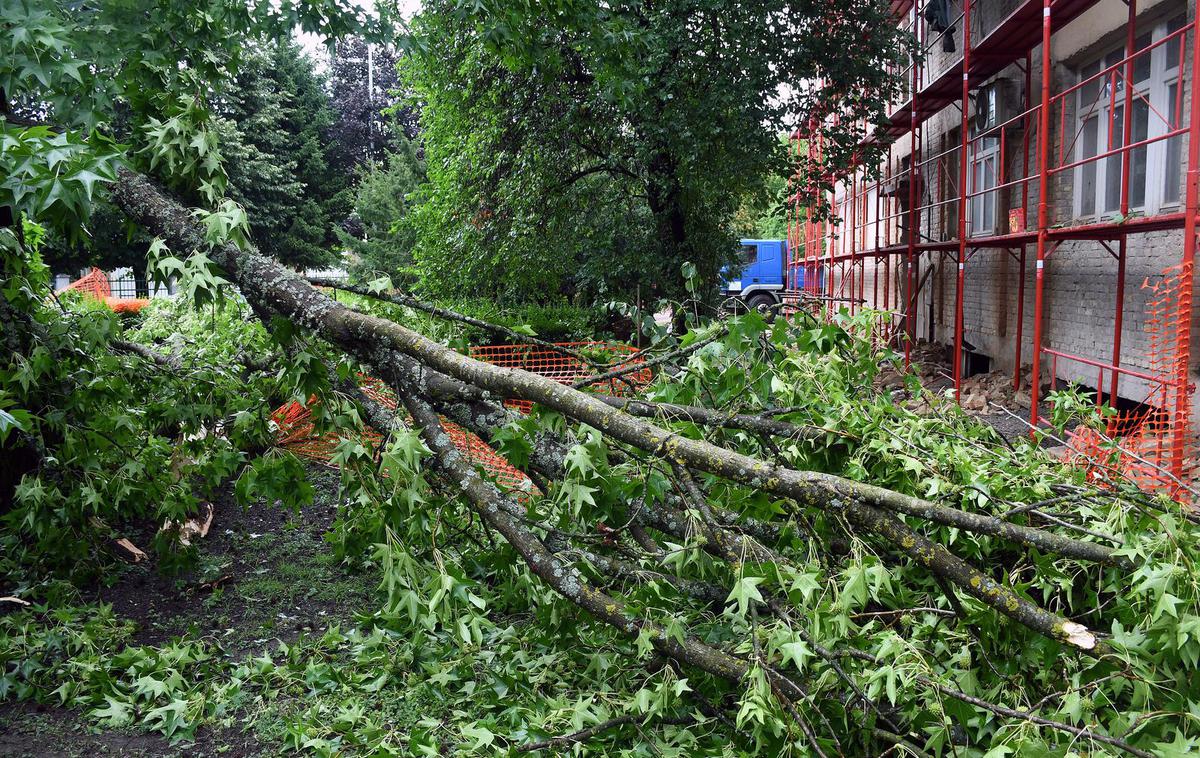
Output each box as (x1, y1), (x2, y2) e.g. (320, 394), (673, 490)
(746, 293), (778, 320)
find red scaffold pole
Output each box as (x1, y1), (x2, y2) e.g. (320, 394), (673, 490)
(953, 0), (972, 399)
(1029, 0), (1053, 432)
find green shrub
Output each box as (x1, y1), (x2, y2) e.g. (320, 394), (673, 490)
(332, 290), (613, 347)
(446, 299), (609, 345)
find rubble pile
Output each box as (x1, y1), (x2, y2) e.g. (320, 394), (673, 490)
(875, 341), (1042, 417)
(958, 370), (1038, 414)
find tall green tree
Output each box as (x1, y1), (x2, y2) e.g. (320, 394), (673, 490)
(218, 42), (344, 269)
(733, 169), (791, 241)
(327, 37), (418, 173)
(401, 0), (909, 303)
(29, 38), (351, 278)
(339, 137), (426, 283)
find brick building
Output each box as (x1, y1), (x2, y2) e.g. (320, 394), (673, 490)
(796, 0), (1197, 442)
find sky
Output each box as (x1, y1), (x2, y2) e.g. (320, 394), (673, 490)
(295, 0), (422, 67)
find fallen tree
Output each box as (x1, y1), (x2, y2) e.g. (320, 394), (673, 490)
(4, 0), (1197, 750)
(105, 166), (1200, 756)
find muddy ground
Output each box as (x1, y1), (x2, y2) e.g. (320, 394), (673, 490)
(0, 466), (376, 757)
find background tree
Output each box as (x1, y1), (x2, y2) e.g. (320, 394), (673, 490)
(1, 2), (378, 275)
(339, 137), (427, 282)
(327, 37), (418, 174)
(732, 134), (797, 240)
(401, 0), (908, 304)
(218, 42), (344, 269)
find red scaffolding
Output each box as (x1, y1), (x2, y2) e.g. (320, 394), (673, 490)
(788, 0), (1200, 490)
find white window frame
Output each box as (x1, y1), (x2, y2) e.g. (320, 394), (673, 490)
(1073, 14), (1188, 220)
(969, 135), (1000, 236)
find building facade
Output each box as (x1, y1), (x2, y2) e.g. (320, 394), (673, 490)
(789, 0), (1198, 483)
(794, 0), (1196, 428)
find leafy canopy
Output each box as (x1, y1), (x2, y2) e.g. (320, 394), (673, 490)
(400, 0), (909, 302)
(1, 0), (387, 237)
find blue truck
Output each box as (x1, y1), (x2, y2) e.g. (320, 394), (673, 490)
(721, 239), (816, 311)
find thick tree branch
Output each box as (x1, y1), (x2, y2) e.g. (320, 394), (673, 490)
(308, 278), (606, 368)
(110, 339), (182, 369)
(109, 166), (1106, 652)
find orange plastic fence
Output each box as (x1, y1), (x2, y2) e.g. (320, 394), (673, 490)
(1064, 262), (1196, 497)
(67, 267), (111, 298)
(468, 342), (652, 413)
(273, 343), (651, 496)
(273, 375), (538, 499)
(58, 267), (151, 314)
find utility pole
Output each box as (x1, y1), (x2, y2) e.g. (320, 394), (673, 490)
(366, 41), (375, 157)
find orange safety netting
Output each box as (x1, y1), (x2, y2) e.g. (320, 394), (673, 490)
(1063, 262), (1197, 497)
(468, 342), (651, 413)
(273, 375), (538, 499)
(58, 267), (151, 314)
(273, 343), (651, 496)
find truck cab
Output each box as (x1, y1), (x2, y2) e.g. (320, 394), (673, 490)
(720, 239), (788, 311)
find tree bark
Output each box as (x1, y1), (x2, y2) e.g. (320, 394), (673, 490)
(110, 166), (1106, 654)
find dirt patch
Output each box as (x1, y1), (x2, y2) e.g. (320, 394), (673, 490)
(88, 466), (372, 652)
(1, 464), (378, 757)
(0, 701), (265, 758)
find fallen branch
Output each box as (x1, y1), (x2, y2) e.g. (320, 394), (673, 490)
(308, 277), (605, 368)
(595, 396), (829, 442)
(570, 328), (725, 390)
(835, 648), (1153, 758)
(516, 713), (696, 753)
(111, 338), (181, 370)
(113, 166), (1104, 651)
(396, 384), (788, 698)
(109, 163), (1122, 732)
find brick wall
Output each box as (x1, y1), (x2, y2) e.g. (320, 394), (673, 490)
(845, 0), (1197, 415)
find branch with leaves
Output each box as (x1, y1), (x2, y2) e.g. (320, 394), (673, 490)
(97, 166), (1200, 755)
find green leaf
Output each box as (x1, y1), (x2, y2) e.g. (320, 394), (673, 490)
(91, 696), (134, 728)
(367, 276), (393, 294)
(460, 724), (495, 751)
(726, 576), (764, 618)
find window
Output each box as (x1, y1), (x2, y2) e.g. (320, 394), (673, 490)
(739, 244), (758, 264)
(1163, 14), (1186, 205)
(1074, 15), (1187, 218)
(943, 128), (961, 240)
(970, 135), (999, 235)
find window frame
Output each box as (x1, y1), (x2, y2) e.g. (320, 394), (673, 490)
(1073, 14), (1187, 220)
(969, 134), (1000, 237)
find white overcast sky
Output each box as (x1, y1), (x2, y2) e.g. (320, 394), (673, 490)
(295, 0), (422, 67)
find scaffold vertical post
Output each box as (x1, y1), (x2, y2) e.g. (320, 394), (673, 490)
(1110, 0), (1137, 404)
(849, 174), (858, 315)
(1030, 0), (1053, 431)
(1169, 15), (1200, 483)
(954, 1), (972, 399)
(1015, 50), (1033, 392)
(905, 5), (921, 366)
